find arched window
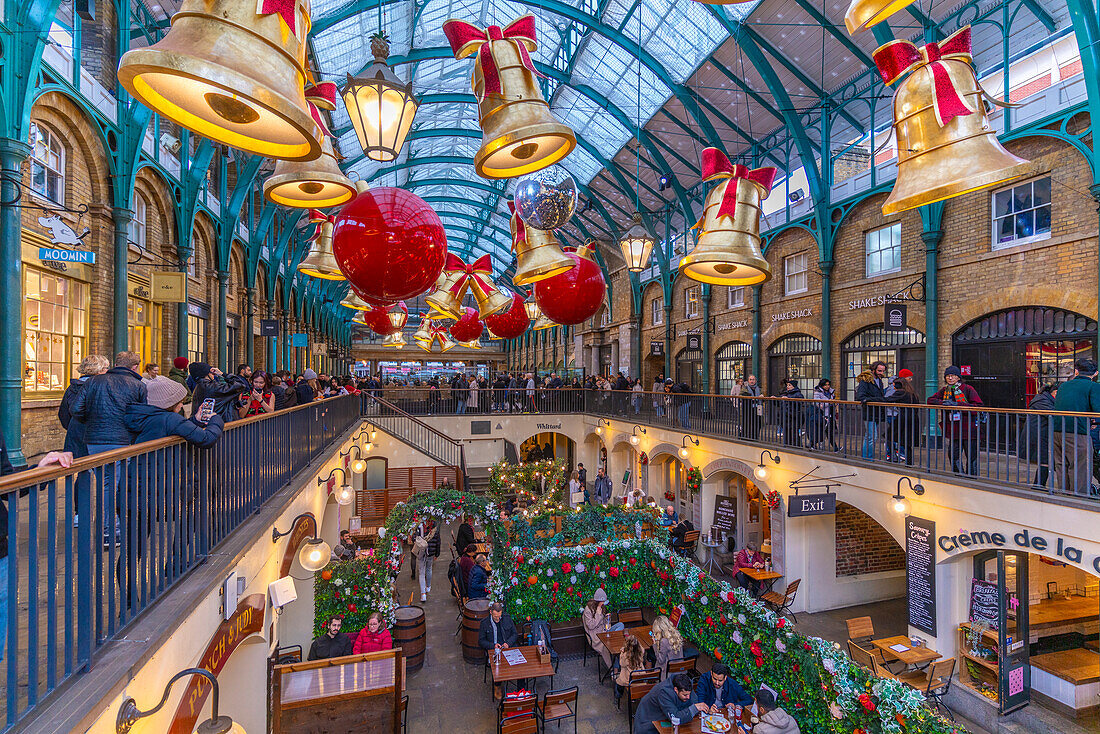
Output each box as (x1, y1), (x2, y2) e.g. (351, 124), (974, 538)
(29, 123), (64, 204)
(841, 325), (925, 399)
(715, 341), (751, 394)
(767, 334), (821, 394)
(131, 193), (148, 249)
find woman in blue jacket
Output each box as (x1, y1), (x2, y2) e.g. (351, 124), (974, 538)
(468, 554), (491, 599)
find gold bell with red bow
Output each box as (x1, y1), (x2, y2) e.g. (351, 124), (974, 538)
(680, 149), (775, 286)
(297, 210), (345, 280)
(443, 15), (576, 178)
(425, 271), (465, 321)
(509, 200), (573, 287)
(412, 319), (433, 345)
(875, 27), (1028, 215)
(118, 0), (322, 161)
(340, 288), (371, 311)
(445, 254), (512, 318)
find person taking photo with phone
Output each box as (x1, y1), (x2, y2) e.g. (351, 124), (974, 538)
(238, 371), (275, 418)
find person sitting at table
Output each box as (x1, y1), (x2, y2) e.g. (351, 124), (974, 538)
(458, 543), (477, 593)
(454, 515), (476, 556)
(583, 588), (624, 669)
(468, 553), (491, 599)
(752, 688), (801, 734)
(633, 673), (707, 730)
(478, 602), (519, 700)
(669, 518), (695, 554)
(614, 632), (646, 708)
(695, 663), (752, 713)
(651, 615), (685, 676)
(352, 612), (393, 654)
(659, 505), (678, 527)
(734, 541), (766, 597)
(307, 615), (354, 660)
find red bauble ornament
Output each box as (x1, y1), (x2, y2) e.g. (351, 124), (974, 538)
(362, 301), (408, 336)
(532, 246), (606, 326)
(449, 306), (484, 343)
(332, 187), (447, 305)
(484, 292), (528, 339)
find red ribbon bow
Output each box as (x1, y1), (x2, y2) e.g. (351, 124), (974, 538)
(699, 148), (777, 221)
(303, 84), (334, 139)
(307, 209), (336, 240)
(873, 26), (975, 127)
(508, 200), (528, 248)
(444, 253), (495, 297)
(260, 0), (298, 35)
(443, 15), (542, 100)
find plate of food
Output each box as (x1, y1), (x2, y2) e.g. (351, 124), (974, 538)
(701, 714), (732, 733)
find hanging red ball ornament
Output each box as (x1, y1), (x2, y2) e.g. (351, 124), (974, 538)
(332, 187), (448, 305)
(483, 291), (528, 339)
(449, 306), (484, 343)
(362, 301), (408, 336)
(532, 245), (606, 326)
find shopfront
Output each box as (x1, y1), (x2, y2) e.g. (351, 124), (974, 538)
(841, 325), (926, 399)
(715, 340), (751, 395)
(226, 313), (241, 370)
(127, 277), (162, 370)
(952, 307), (1097, 408)
(675, 345), (703, 391)
(715, 471), (771, 550)
(767, 334), (821, 394)
(22, 237), (91, 395)
(187, 301), (208, 364)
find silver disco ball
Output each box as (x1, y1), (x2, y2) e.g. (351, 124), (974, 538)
(514, 165), (577, 230)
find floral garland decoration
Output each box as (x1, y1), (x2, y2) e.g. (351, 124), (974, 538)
(313, 555), (399, 633)
(487, 458), (568, 508)
(686, 466), (702, 496)
(764, 489), (782, 509)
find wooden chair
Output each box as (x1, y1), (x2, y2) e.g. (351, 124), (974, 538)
(674, 530), (700, 557)
(870, 656), (897, 681)
(845, 616), (875, 644)
(626, 668), (661, 734)
(400, 694), (408, 734)
(618, 608), (645, 627)
(499, 711), (539, 734)
(536, 686), (578, 734)
(897, 658), (955, 720)
(498, 692), (537, 730)
(666, 656), (697, 679)
(761, 579), (801, 622)
(847, 640), (880, 671)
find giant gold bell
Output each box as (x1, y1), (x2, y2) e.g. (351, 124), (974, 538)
(511, 205), (573, 287)
(340, 289), (371, 311)
(681, 177), (771, 286)
(469, 275), (512, 319)
(412, 320), (433, 344)
(531, 313), (556, 331)
(844, 0), (920, 34)
(117, 0), (322, 161)
(426, 271), (465, 320)
(298, 219), (345, 280)
(264, 136), (356, 208)
(883, 58), (1028, 214)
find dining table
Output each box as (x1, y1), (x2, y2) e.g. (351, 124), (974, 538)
(595, 625), (654, 683)
(652, 704), (755, 733)
(736, 567), (783, 595)
(489, 644), (555, 692)
(869, 636), (942, 668)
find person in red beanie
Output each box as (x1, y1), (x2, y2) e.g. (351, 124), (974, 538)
(167, 357), (192, 410)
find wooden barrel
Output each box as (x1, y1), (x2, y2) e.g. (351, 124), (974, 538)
(461, 599), (491, 664)
(393, 605), (426, 673)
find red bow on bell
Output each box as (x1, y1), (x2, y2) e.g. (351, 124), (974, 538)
(304, 83), (335, 138)
(307, 209), (336, 240)
(873, 26), (975, 127)
(443, 15), (542, 100)
(444, 253), (495, 297)
(508, 200), (528, 248)
(699, 148), (777, 222)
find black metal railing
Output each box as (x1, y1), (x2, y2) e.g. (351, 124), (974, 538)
(362, 395), (466, 474)
(0, 394), (360, 730)
(368, 387), (1100, 500)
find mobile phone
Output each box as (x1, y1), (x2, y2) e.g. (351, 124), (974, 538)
(198, 398), (215, 423)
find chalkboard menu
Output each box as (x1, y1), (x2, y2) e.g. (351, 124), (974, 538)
(712, 496), (737, 532)
(905, 517), (937, 636)
(969, 578), (1000, 630)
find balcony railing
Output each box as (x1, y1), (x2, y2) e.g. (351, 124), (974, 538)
(0, 395), (360, 731)
(370, 387), (1100, 500)
(364, 397), (467, 478)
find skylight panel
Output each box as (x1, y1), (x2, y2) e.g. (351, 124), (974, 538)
(551, 86), (631, 160)
(571, 35), (671, 119)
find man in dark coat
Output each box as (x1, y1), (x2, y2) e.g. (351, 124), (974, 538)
(634, 673), (706, 729)
(308, 616), (354, 660)
(454, 516), (476, 557)
(856, 360), (888, 459)
(125, 376), (225, 448)
(70, 351), (148, 454)
(1051, 358), (1100, 494)
(295, 368), (318, 405)
(190, 362), (246, 422)
(271, 374), (297, 410)
(479, 602), (520, 698)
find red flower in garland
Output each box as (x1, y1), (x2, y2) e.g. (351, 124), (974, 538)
(803, 642), (812, 651)
(629, 558), (637, 566)
(705, 616), (714, 627)
(609, 567), (620, 578)
(776, 618), (786, 629)
(755, 657), (764, 668)
(698, 572), (707, 583)
(750, 640), (762, 657)
(858, 694), (876, 712)
(609, 554), (616, 561)
(561, 562), (571, 573)
(348, 603), (357, 613)
(552, 581), (559, 591)
(632, 581), (640, 590)
(595, 547), (604, 556)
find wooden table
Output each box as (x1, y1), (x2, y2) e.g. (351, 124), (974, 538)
(598, 625), (654, 655)
(736, 567), (783, 595)
(652, 706), (754, 733)
(870, 636), (942, 668)
(474, 530), (486, 541)
(471, 542), (492, 555)
(1029, 597), (1099, 643)
(489, 645), (555, 688)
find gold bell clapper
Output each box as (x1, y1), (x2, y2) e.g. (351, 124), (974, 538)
(874, 26), (1028, 215)
(117, 0), (322, 161)
(680, 148), (775, 286)
(442, 254), (512, 318)
(297, 210), (346, 280)
(509, 200), (573, 287)
(264, 135), (357, 208)
(443, 15), (576, 178)
(844, 0), (919, 34)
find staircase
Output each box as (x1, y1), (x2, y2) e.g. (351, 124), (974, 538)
(463, 466), (492, 495)
(370, 398), (468, 489)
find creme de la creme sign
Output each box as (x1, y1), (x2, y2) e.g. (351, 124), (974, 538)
(939, 527), (1100, 573)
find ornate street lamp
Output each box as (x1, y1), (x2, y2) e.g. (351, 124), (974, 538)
(618, 213), (655, 272)
(341, 33), (417, 162)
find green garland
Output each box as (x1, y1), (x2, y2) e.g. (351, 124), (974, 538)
(313, 555), (399, 634)
(507, 504), (661, 549)
(686, 466), (702, 496)
(487, 459), (567, 508)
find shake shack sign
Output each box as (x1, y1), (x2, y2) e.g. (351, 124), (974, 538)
(787, 493), (836, 517)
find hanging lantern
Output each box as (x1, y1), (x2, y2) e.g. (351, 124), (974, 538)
(342, 33), (418, 162)
(845, 0), (919, 34)
(332, 187), (448, 305)
(680, 148), (775, 286)
(523, 298), (542, 321)
(442, 15), (576, 178)
(363, 302), (408, 336)
(440, 254), (511, 319)
(298, 210), (345, 280)
(449, 306), (485, 343)
(618, 214), (655, 272)
(340, 289), (371, 311)
(484, 291), (528, 339)
(382, 332), (407, 348)
(117, 0), (321, 160)
(532, 244), (606, 326)
(875, 27), (1028, 215)
(509, 200), (573, 287)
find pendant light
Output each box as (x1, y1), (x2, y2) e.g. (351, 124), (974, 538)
(618, 11), (654, 272)
(342, 32), (417, 162)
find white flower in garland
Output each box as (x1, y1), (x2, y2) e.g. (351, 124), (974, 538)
(775, 639), (786, 653)
(738, 614), (746, 625)
(599, 572), (606, 579)
(731, 630), (742, 645)
(575, 563), (585, 573)
(333, 579), (344, 587)
(700, 596), (708, 605)
(546, 569), (553, 577)
(570, 575), (577, 583)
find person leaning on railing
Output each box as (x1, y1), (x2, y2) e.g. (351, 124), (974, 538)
(125, 376), (225, 448)
(927, 366), (984, 477)
(1051, 358), (1100, 495)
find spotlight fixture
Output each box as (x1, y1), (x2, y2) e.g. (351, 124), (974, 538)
(679, 434), (699, 459)
(116, 668), (244, 734)
(788, 188), (805, 203)
(755, 450), (781, 480)
(595, 418), (611, 435)
(272, 513), (331, 572)
(889, 476), (925, 515)
(630, 425), (646, 446)
(658, 174), (671, 191)
(318, 467), (354, 506)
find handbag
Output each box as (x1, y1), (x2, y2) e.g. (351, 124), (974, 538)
(413, 535), (428, 557)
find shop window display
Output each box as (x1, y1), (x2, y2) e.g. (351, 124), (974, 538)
(23, 268), (86, 393)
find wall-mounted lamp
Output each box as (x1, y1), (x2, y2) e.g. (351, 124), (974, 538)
(755, 450), (781, 481)
(595, 418), (610, 435)
(889, 476), (925, 515)
(341, 444), (371, 474)
(318, 467), (354, 506)
(679, 435), (699, 459)
(272, 513), (331, 572)
(352, 424), (378, 444)
(116, 667), (244, 734)
(630, 425), (646, 446)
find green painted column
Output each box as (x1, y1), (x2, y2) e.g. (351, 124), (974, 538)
(751, 285), (762, 381)
(663, 303), (673, 380)
(922, 229), (942, 400)
(113, 207), (134, 356)
(820, 260), (834, 383)
(244, 287), (255, 368)
(701, 285), (712, 392)
(0, 139), (31, 465)
(216, 270), (229, 372)
(266, 302), (276, 372)
(175, 255), (191, 360)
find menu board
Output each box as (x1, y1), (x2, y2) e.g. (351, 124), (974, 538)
(969, 578), (1000, 630)
(905, 516), (937, 636)
(712, 495), (737, 532)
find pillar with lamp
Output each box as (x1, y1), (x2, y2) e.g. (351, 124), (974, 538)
(889, 476), (925, 515)
(272, 513), (331, 573)
(755, 449), (781, 480)
(679, 434), (699, 459)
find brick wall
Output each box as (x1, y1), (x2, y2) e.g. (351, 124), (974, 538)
(79, 0), (118, 93)
(834, 501), (906, 577)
